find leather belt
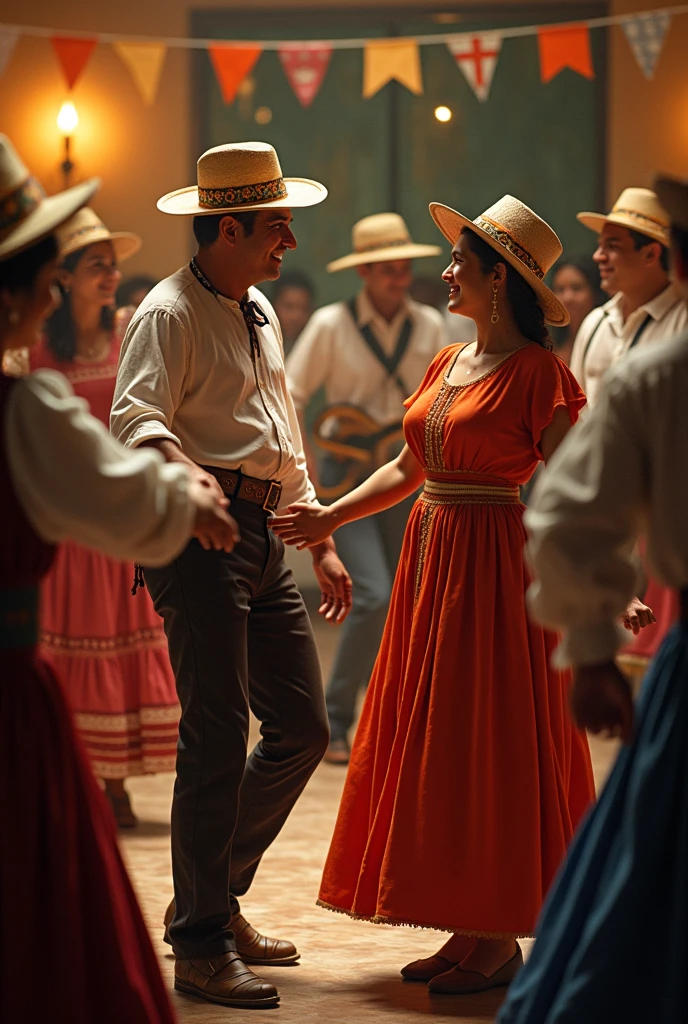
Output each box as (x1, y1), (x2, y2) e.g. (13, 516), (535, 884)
(200, 465), (282, 513)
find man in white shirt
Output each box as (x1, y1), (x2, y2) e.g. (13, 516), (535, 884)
(571, 189), (688, 654)
(286, 212), (447, 763)
(111, 142), (351, 1010)
(571, 186), (687, 408)
(497, 174), (688, 1024)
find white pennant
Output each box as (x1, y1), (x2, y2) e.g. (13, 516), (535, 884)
(622, 14), (671, 81)
(0, 28), (19, 77)
(447, 32), (503, 102)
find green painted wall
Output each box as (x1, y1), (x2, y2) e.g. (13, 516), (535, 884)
(192, 3), (607, 307)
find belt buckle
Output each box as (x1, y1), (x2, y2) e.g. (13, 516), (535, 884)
(263, 481), (282, 512)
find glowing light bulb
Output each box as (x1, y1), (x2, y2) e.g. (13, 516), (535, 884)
(57, 101), (79, 136)
(434, 105), (452, 123)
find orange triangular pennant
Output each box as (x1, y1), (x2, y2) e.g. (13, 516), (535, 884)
(538, 25), (594, 84)
(208, 45), (262, 104)
(51, 36), (98, 90)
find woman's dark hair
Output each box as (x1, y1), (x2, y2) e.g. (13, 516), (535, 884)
(0, 235), (59, 295)
(44, 246), (115, 363)
(462, 228), (552, 349)
(553, 253), (606, 308)
(116, 274), (157, 307)
(192, 211), (258, 247)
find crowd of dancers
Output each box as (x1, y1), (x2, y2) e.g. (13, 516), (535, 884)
(1, 128), (687, 1023)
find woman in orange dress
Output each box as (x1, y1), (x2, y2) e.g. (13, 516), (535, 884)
(29, 209), (180, 827)
(272, 196), (595, 994)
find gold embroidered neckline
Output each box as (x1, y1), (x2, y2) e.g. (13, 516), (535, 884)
(443, 343), (526, 390)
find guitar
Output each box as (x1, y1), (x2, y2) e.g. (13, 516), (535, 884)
(312, 403), (406, 500)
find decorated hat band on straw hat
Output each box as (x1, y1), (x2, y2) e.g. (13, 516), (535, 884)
(0, 176), (46, 242)
(198, 175), (288, 210)
(612, 207), (669, 234)
(473, 215), (545, 280)
(356, 236), (412, 253)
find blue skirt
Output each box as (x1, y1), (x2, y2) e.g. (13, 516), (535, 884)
(498, 622), (688, 1024)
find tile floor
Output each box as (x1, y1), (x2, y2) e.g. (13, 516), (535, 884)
(120, 604), (620, 1024)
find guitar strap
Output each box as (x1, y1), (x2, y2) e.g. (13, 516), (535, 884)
(346, 297), (412, 397)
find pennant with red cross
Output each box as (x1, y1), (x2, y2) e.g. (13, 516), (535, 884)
(447, 33), (503, 102)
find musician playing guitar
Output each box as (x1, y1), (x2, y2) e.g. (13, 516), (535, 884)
(286, 212), (448, 763)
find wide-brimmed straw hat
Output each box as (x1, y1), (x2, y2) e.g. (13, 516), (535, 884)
(654, 174), (688, 232)
(326, 213), (442, 273)
(57, 207), (141, 263)
(429, 195), (568, 326)
(158, 141), (327, 216)
(577, 187), (670, 247)
(0, 134), (98, 261)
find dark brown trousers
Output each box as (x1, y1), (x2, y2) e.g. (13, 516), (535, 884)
(144, 498), (328, 960)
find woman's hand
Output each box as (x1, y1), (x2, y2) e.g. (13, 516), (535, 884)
(270, 501), (337, 549)
(570, 661), (634, 744)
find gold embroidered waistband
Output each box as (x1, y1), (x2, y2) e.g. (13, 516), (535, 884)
(422, 479), (521, 505)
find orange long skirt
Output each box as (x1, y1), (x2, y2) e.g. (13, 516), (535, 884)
(318, 494), (595, 937)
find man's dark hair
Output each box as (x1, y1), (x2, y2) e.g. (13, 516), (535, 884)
(670, 224), (688, 268)
(272, 270), (315, 302)
(192, 211), (259, 248)
(627, 227), (670, 272)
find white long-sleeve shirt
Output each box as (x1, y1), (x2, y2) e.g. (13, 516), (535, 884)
(6, 369), (194, 565)
(525, 327), (688, 667)
(286, 291), (447, 424)
(111, 266), (315, 508)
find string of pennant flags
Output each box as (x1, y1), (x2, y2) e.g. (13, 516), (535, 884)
(0, 5), (685, 109)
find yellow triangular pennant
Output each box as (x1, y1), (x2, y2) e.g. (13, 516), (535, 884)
(363, 39), (423, 98)
(114, 42), (167, 105)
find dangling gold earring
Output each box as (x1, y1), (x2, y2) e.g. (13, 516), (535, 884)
(491, 284), (499, 324)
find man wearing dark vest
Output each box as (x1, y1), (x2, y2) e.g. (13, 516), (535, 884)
(286, 212), (447, 763)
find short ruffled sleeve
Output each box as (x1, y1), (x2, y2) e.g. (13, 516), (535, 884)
(403, 344), (460, 409)
(524, 351), (586, 458)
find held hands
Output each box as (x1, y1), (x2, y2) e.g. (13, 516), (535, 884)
(311, 541), (352, 624)
(622, 596), (656, 634)
(570, 661), (634, 745)
(270, 501), (336, 549)
(188, 473), (240, 553)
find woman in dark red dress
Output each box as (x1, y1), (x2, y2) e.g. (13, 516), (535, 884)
(0, 134), (238, 1022)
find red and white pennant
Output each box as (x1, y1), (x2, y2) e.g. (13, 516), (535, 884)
(447, 33), (503, 102)
(278, 46), (332, 108)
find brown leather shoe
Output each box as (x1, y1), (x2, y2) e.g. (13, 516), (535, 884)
(428, 948), (523, 994)
(174, 952), (280, 1008)
(323, 738), (350, 765)
(401, 954), (458, 981)
(164, 898), (299, 965)
(232, 912), (300, 966)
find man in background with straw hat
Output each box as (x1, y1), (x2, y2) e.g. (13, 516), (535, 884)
(571, 188), (688, 667)
(111, 141), (351, 1010)
(571, 186), (687, 407)
(286, 212), (447, 765)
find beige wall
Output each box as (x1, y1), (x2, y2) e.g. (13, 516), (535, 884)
(609, 0), (688, 199)
(2, 0), (686, 278)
